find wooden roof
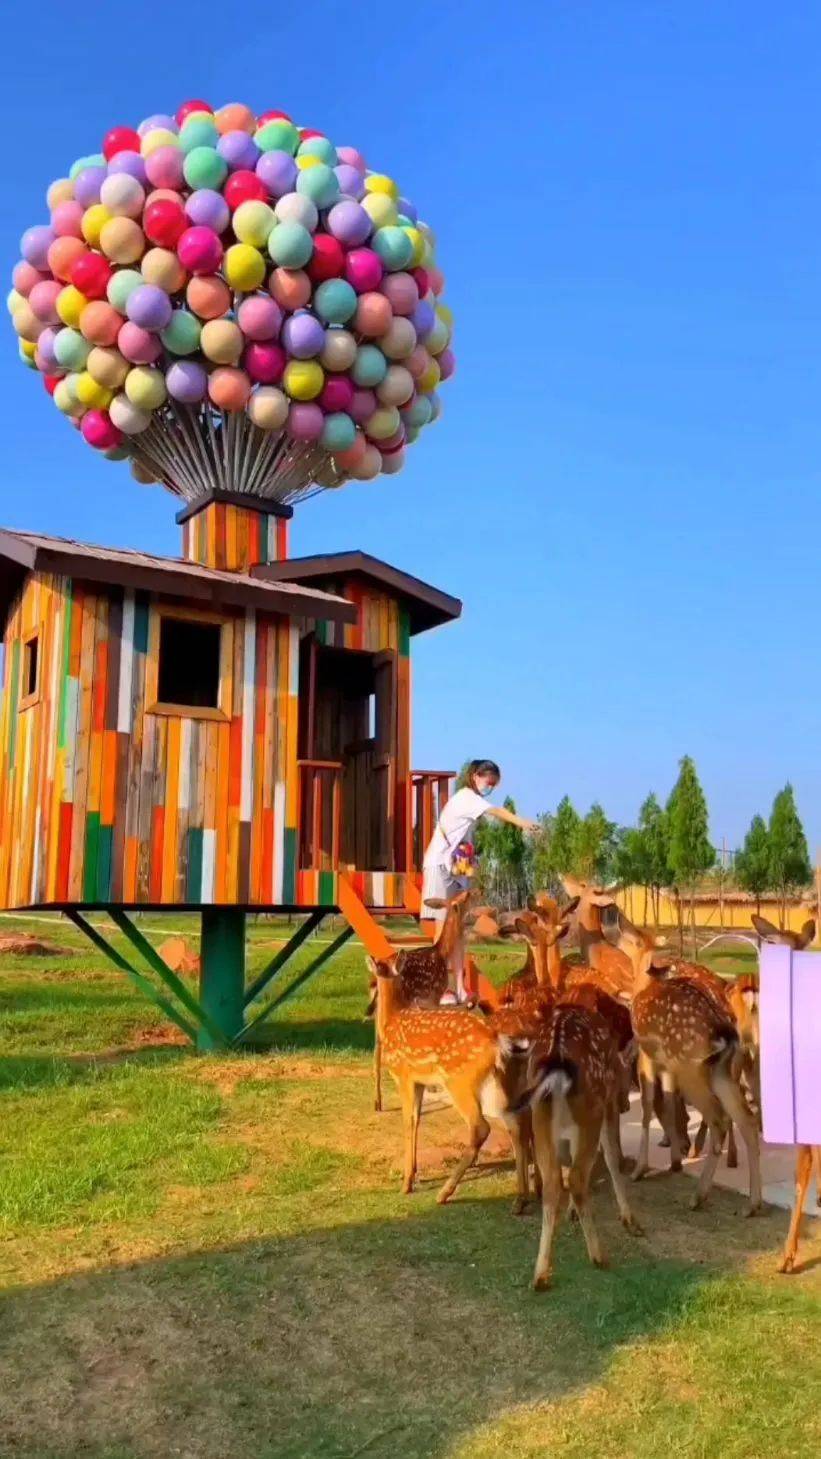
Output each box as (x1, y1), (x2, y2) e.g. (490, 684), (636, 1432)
(0, 529), (357, 632)
(253, 551), (462, 634)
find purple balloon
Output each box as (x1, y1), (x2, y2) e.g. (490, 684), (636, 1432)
(217, 130), (260, 171)
(256, 150), (298, 198)
(326, 200), (371, 246)
(288, 402), (323, 441)
(167, 360), (207, 402)
(185, 188), (230, 233)
(127, 284), (173, 332)
(37, 327), (59, 368)
(108, 150), (148, 185)
(398, 196), (418, 223)
(20, 225), (54, 269)
(282, 311), (325, 359)
(334, 164), (364, 200)
(74, 165), (107, 208)
(138, 113), (179, 136)
(411, 300), (436, 339)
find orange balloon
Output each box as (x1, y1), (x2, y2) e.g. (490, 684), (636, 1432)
(186, 274), (231, 320)
(47, 235), (87, 282)
(354, 292), (392, 338)
(269, 267), (312, 311)
(215, 102), (256, 135)
(80, 301), (125, 346)
(208, 366), (251, 411)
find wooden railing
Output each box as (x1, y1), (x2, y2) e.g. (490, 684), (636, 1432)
(410, 770), (454, 871)
(297, 759), (343, 871)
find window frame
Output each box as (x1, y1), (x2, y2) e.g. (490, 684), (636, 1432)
(19, 626), (42, 712)
(146, 603), (234, 722)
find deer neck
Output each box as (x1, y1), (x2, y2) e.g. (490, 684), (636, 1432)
(435, 908), (465, 983)
(543, 938), (564, 991)
(576, 902), (604, 959)
(376, 977), (402, 1037)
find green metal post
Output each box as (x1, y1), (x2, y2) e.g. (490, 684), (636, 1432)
(198, 908), (246, 1051)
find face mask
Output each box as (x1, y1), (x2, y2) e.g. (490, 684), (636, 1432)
(479, 785), (494, 799)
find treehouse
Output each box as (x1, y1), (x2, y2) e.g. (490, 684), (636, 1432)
(0, 491), (461, 1047)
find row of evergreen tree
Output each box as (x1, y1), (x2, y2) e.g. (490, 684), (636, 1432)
(462, 756), (813, 926)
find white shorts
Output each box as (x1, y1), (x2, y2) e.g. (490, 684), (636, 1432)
(421, 862), (467, 924)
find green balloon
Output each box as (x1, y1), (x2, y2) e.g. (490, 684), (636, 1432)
(180, 118), (219, 154)
(161, 310), (202, 355)
(183, 146), (228, 191)
(107, 269), (144, 313)
(255, 120), (300, 156)
(54, 328), (90, 371)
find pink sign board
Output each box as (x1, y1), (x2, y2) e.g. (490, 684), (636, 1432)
(759, 943), (821, 1145)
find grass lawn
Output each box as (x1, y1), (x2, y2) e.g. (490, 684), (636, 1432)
(0, 915), (819, 1459)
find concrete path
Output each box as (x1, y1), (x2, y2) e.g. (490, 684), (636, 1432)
(621, 1093), (820, 1216)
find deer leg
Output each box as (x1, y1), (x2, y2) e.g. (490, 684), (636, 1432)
(532, 1107), (565, 1291)
(711, 1067), (761, 1215)
(632, 1058), (655, 1182)
(373, 1028), (383, 1113)
(676, 1069), (725, 1210)
(693, 1119), (708, 1156)
(659, 1073), (685, 1172)
(568, 1119), (607, 1269)
(505, 1109), (531, 1215)
(398, 1078), (421, 1194)
(601, 1105), (643, 1236)
(812, 1146), (821, 1207)
(726, 1123), (738, 1169)
(653, 1078), (669, 1146)
(779, 1146), (813, 1273)
(436, 1087), (490, 1204)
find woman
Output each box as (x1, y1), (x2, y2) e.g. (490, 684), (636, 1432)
(421, 759), (539, 921)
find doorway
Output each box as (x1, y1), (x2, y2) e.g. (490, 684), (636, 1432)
(298, 638), (397, 870)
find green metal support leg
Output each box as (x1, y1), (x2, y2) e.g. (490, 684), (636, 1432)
(198, 908), (247, 1051)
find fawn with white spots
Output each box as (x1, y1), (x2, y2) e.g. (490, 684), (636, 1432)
(367, 890), (494, 1112)
(617, 919), (762, 1214)
(748, 915), (819, 1274)
(368, 955), (526, 1203)
(513, 1003), (642, 1290)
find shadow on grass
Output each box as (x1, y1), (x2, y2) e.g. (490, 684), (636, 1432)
(250, 1014), (374, 1055)
(0, 1182), (791, 1459)
(0, 1045), (191, 1094)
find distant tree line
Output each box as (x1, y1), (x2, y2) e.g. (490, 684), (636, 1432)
(458, 757), (813, 932)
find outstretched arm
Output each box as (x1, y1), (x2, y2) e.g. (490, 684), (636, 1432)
(485, 805), (540, 834)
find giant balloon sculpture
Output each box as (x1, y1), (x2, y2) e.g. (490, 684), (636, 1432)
(7, 101), (455, 503)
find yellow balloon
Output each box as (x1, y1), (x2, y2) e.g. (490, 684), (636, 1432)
(403, 227), (425, 267)
(200, 318), (243, 364)
(54, 377), (82, 415)
(223, 243), (266, 292)
(418, 360), (441, 393)
(100, 217), (145, 265)
(436, 303), (454, 328)
(141, 128), (180, 157)
(20, 337), (37, 359)
(47, 177), (74, 209)
(365, 173), (399, 201)
(141, 248), (187, 292)
(7, 288), (25, 315)
(125, 365), (166, 411)
(295, 154), (322, 170)
(56, 286), (88, 329)
(362, 193), (397, 230)
(283, 359), (324, 400)
(81, 204), (112, 246)
(75, 371), (113, 410)
(87, 346), (129, 389)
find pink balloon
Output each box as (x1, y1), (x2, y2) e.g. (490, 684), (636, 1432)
(288, 402), (323, 441)
(177, 226), (223, 275)
(380, 272), (419, 316)
(13, 261), (47, 297)
(244, 342), (286, 384)
(118, 321), (162, 364)
(81, 410), (123, 450)
(350, 388), (376, 424)
(29, 280), (63, 323)
(51, 201), (85, 238)
(238, 295), (282, 341)
(344, 248), (384, 294)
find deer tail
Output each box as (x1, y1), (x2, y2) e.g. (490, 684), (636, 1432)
(512, 1055), (577, 1113)
(706, 1023), (739, 1065)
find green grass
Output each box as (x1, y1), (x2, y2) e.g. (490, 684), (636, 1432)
(0, 915), (818, 1459)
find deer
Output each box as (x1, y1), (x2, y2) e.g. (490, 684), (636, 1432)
(497, 895), (580, 1000)
(368, 890), (495, 1112)
(617, 919), (762, 1214)
(746, 915), (819, 1274)
(513, 1003), (643, 1289)
(368, 956), (529, 1203)
(559, 875), (635, 998)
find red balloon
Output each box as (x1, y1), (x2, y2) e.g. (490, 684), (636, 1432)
(300, 129), (326, 140)
(177, 98), (212, 125)
(70, 252), (113, 300)
(411, 267), (430, 298)
(43, 375), (61, 396)
(258, 109), (291, 125)
(103, 126), (141, 160)
(144, 198), (187, 248)
(224, 170), (269, 209)
(308, 234), (345, 283)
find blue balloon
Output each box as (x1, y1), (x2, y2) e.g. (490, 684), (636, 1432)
(314, 279), (357, 325)
(321, 412), (356, 452)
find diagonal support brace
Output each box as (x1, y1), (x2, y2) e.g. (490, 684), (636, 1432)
(237, 925), (355, 1044)
(66, 910), (198, 1043)
(243, 910), (326, 1008)
(107, 908), (228, 1048)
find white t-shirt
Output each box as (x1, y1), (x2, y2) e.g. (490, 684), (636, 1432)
(423, 786), (491, 869)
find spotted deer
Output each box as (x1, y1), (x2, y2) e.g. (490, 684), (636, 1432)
(618, 921), (762, 1213)
(497, 896), (580, 1000)
(368, 890), (495, 1112)
(559, 875), (635, 998)
(748, 915), (819, 1274)
(369, 956), (526, 1203)
(514, 1003), (643, 1289)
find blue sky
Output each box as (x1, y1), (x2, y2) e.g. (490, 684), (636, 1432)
(3, 1), (820, 853)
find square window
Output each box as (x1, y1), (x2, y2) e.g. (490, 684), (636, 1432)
(157, 616), (222, 709)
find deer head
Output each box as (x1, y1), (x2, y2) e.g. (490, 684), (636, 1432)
(498, 896), (579, 989)
(606, 911), (670, 993)
(751, 915), (816, 951)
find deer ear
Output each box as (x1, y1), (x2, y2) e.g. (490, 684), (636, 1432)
(562, 895), (580, 917)
(497, 1033), (532, 1058)
(752, 914), (780, 941)
(800, 919), (816, 947)
(514, 917), (535, 939)
(365, 955), (379, 975)
(557, 922), (571, 941)
(364, 988), (378, 1018)
(560, 874), (584, 896)
(526, 895), (539, 913)
(424, 897), (445, 910)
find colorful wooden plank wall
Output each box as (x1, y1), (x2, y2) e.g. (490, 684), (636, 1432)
(182, 501), (289, 572)
(0, 571), (301, 910)
(312, 578), (412, 873)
